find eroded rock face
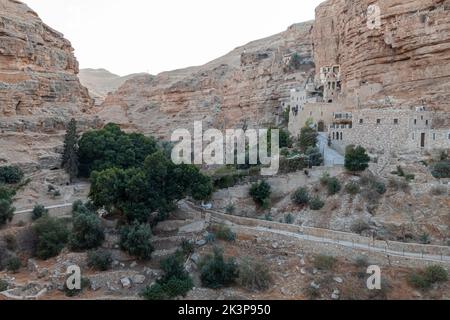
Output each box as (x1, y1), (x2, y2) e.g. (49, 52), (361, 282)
(313, 0), (450, 111)
(99, 22), (315, 139)
(0, 0), (93, 116)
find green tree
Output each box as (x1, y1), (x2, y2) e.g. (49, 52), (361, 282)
(292, 187), (310, 205)
(298, 127), (318, 152)
(69, 203), (105, 251)
(32, 204), (48, 221)
(119, 222), (154, 260)
(0, 166), (24, 184)
(33, 216), (69, 260)
(62, 118), (79, 182)
(199, 247), (239, 289)
(345, 145), (371, 172)
(0, 198), (15, 226)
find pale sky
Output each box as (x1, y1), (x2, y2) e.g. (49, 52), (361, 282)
(23, 0), (323, 76)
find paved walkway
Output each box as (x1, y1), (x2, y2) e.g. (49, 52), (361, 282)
(317, 132), (345, 166)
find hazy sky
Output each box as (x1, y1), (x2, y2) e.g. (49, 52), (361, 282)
(23, 0), (323, 76)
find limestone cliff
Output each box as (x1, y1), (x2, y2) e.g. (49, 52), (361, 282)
(99, 22), (315, 139)
(313, 0), (450, 111)
(0, 0), (93, 117)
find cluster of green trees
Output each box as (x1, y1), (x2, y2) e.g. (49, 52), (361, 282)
(0, 187), (15, 226)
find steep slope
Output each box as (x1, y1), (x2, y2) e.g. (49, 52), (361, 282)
(0, 0), (99, 171)
(99, 22), (315, 139)
(313, 0), (450, 111)
(78, 68), (150, 105)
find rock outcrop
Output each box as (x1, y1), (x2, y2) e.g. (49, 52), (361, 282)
(313, 0), (450, 111)
(99, 22), (315, 139)
(0, 0), (99, 171)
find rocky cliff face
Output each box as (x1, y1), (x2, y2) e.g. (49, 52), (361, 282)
(0, 0), (93, 117)
(99, 22), (315, 139)
(313, 0), (450, 111)
(0, 0), (99, 171)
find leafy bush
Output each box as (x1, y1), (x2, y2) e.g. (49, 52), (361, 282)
(355, 256), (369, 268)
(345, 145), (370, 172)
(142, 253), (194, 300)
(305, 147), (323, 167)
(292, 187), (310, 205)
(388, 178), (410, 192)
(238, 258), (272, 291)
(6, 256), (21, 273)
(313, 255), (337, 271)
(351, 220), (370, 234)
(327, 177), (341, 195)
(249, 181), (271, 207)
(33, 216), (69, 260)
(181, 239), (194, 257)
(320, 172), (331, 186)
(431, 161), (450, 179)
(69, 203), (105, 251)
(4, 234), (17, 251)
(408, 265), (448, 290)
(298, 127), (318, 152)
(309, 197), (325, 211)
(119, 222), (154, 260)
(225, 203), (235, 214)
(279, 156), (307, 174)
(32, 204), (48, 221)
(372, 181), (387, 195)
(419, 233), (431, 245)
(345, 182), (361, 195)
(87, 249), (113, 271)
(284, 214), (294, 224)
(0, 198), (15, 226)
(0, 166), (24, 184)
(214, 225), (236, 242)
(199, 247), (239, 289)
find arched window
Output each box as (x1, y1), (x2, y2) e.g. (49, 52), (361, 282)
(340, 132), (343, 140)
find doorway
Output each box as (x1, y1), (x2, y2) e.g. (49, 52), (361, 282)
(318, 121), (325, 132)
(421, 133), (426, 148)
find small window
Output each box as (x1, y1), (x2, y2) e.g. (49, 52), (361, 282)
(377, 119), (381, 124)
(448, 133), (450, 140)
(394, 119), (399, 125)
(433, 133), (436, 141)
(414, 119), (417, 125)
(340, 132), (343, 140)
(359, 119), (364, 124)
(426, 120), (429, 126)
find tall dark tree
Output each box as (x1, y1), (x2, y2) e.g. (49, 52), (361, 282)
(62, 118), (79, 182)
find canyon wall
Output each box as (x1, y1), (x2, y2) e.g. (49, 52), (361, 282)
(99, 22), (315, 139)
(313, 0), (450, 111)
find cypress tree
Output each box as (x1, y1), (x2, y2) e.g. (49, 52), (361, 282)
(62, 118), (79, 182)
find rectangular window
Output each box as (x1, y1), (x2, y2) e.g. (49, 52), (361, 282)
(359, 119), (363, 124)
(433, 133), (436, 141)
(414, 119), (417, 125)
(426, 120), (429, 126)
(394, 119), (399, 125)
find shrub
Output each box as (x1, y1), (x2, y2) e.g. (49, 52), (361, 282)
(320, 172), (331, 186)
(0, 198), (15, 226)
(351, 220), (370, 234)
(345, 182), (361, 195)
(355, 256), (369, 268)
(0, 166), (24, 184)
(0, 279), (8, 292)
(87, 249), (112, 271)
(327, 177), (341, 195)
(279, 156), (307, 174)
(4, 234), (17, 251)
(69, 205), (105, 251)
(6, 256), (21, 273)
(431, 161), (450, 179)
(313, 255), (336, 271)
(372, 181), (387, 195)
(408, 272), (431, 290)
(419, 233), (431, 245)
(298, 127), (318, 152)
(141, 283), (168, 300)
(408, 265), (448, 290)
(32, 204), (48, 221)
(199, 247), (239, 289)
(284, 214), (294, 224)
(119, 222), (154, 260)
(181, 239), (194, 257)
(309, 197), (325, 211)
(345, 145), (370, 172)
(225, 203), (235, 214)
(249, 181), (271, 207)
(238, 258), (272, 291)
(33, 216), (69, 260)
(388, 178), (410, 192)
(305, 147), (323, 167)
(214, 225), (236, 242)
(292, 187), (310, 205)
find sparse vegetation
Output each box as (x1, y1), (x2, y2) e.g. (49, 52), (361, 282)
(0, 188), (15, 226)
(238, 258), (272, 291)
(181, 239), (195, 256)
(345, 181), (361, 195)
(87, 249), (113, 271)
(408, 265), (448, 290)
(0, 279), (7, 292)
(199, 247), (239, 289)
(431, 161), (450, 179)
(119, 222), (154, 260)
(351, 220), (371, 234)
(326, 177), (341, 195)
(284, 213), (294, 224)
(213, 225), (236, 242)
(313, 255), (337, 271)
(298, 127), (318, 152)
(5, 256), (21, 273)
(225, 203), (235, 214)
